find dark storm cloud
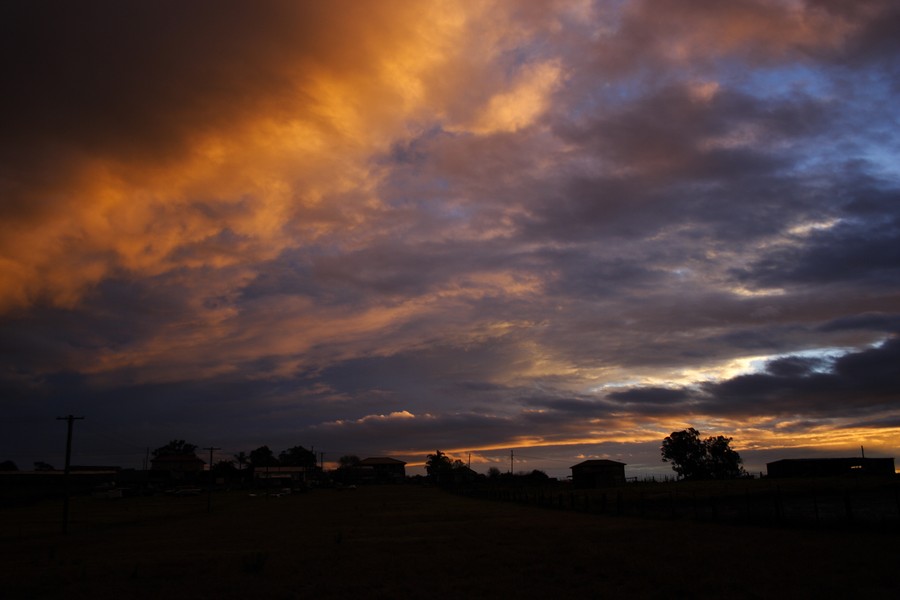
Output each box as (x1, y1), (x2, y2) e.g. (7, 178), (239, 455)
(0, 1), (279, 219)
(0, 277), (177, 372)
(735, 211), (900, 289)
(311, 341), (543, 417)
(604, 0), (900, 70)
(540, 248), (664, 298)
(698, 336), (900, 417)
(763, 355), (827, 378)
(523, 88), (839, 249)
(308, 410), (557, 458)
(839, 415), (900, 430)
(815, 0), (900, 70)
(521, 396), (610, 417)
(0, 1), (416, 169)
(606, 387), (690, 405)
(520, 389), (693, 420)
(592, 335), (900, 425)
(819, 312), (900, 334)
(555, 85), (825, 179)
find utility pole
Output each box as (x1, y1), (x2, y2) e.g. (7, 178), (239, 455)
(203, 446), (220, 513)
(509, 450), (514, 475)
(57, 415), (84, 535)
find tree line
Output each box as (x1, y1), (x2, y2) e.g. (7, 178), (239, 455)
(151, 439), (319, 475)
(427, 427), (746, 485)
(2, 426), (746, 482)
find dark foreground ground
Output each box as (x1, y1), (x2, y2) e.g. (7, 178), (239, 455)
(1, 484), (897, 599)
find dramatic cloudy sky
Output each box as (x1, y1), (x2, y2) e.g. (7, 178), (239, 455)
(2, 0), (899, 477)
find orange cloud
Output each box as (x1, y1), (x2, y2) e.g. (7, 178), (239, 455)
(0, 0), (579, 320)
(0, 1), (506, 314)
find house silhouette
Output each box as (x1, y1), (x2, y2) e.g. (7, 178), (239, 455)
(570, 459), (626, 488)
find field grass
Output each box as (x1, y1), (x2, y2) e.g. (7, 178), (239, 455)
(2, 484), (898, 598)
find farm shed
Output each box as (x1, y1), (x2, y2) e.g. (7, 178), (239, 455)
(570, 459), (626, 488)
(357, 457), (407, 483)
(766, 457), (895, 478)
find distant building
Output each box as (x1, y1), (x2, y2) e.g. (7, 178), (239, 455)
(767, 457), (895, 478)
(570, 459), (626, 488)
(357, 457), (407, 483)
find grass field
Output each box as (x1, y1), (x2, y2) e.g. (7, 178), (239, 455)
(2, 484), (898, 598)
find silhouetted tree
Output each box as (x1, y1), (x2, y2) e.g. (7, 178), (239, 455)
(426, 450), (469, 485)
(338, 455), (361, 469)
(152, 439), (199, 458)
(233, 451), (248, 471)
(249, 445), (278, 468)
(333, 455), (362, 485)
(279, 445), (317, 468)
(661, 428), (744, 480)
(0, 460), (18, 471)
(34, 461), (54, 471)
(661, 428), (707, 479)
(487, 466), (502, 479)
(705, 435), (745, 479)
(525, 469), (550, 483)
(425, 450), (453, 483)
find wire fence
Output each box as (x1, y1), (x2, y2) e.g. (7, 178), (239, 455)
(450, 477), (900, 529)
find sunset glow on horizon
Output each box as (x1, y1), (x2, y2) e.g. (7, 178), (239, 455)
(2, 1), (899, 477)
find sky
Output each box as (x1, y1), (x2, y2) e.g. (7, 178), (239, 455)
(2, 0), (899, 479)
